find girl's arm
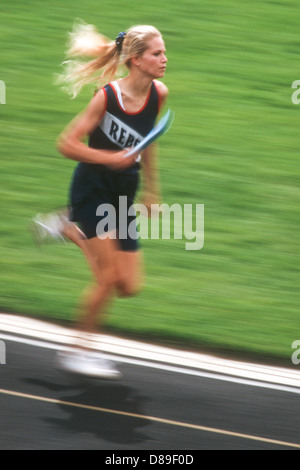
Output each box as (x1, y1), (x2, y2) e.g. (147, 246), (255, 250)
(57, 89), (138, 170)
(141, 142), (161, 209)
(140, 81), (169, 209)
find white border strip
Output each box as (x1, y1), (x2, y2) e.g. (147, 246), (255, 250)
(1, 314), (300, 391)
(1, 332), (300, 396)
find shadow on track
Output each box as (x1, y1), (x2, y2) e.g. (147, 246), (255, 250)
(23, 377), (150, 446)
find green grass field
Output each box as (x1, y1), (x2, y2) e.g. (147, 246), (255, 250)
(1, 0), (299, 364)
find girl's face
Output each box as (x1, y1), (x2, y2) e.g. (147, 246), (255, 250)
(136, 36), (167, 79)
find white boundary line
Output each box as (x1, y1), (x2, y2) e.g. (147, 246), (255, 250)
(1, 313), (300, 393)
(2, 331), (300, 396)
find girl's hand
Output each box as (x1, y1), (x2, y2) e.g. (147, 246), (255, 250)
(105, 148), (140, 171)
(137, 194), (161, 218)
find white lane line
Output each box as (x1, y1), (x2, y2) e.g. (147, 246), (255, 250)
(1, 331), (300, 396)
(1, 314), (300, 390)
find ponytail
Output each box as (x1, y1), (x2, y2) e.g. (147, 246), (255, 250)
(56, 20), (162, 98)
(56, 21), (121, 98)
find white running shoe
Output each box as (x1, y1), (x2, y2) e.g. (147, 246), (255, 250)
(56, 350), (122, 379)
(31, 212), (68, 243)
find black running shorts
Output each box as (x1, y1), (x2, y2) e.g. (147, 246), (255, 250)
(70, 170), (140, 251)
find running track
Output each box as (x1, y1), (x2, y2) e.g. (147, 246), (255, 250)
(0, 314), (300, 451)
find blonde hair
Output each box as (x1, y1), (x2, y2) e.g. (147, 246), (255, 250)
(56, 20), (162, 98)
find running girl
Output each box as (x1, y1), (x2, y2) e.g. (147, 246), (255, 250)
(34, 22), (168, 378)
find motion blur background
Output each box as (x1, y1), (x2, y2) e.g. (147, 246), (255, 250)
(0, 0), (299, 365)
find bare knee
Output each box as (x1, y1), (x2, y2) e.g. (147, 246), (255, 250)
(99, 268), (118, 293)
(116, 277), (143, 298)
(117, 286), (139, 298)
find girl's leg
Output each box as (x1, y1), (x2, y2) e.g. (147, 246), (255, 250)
(75, 234), (119, 334)
(62, 219), (87, 247)
(114, 250), (144, 297)
(75, 246), (144, 338)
